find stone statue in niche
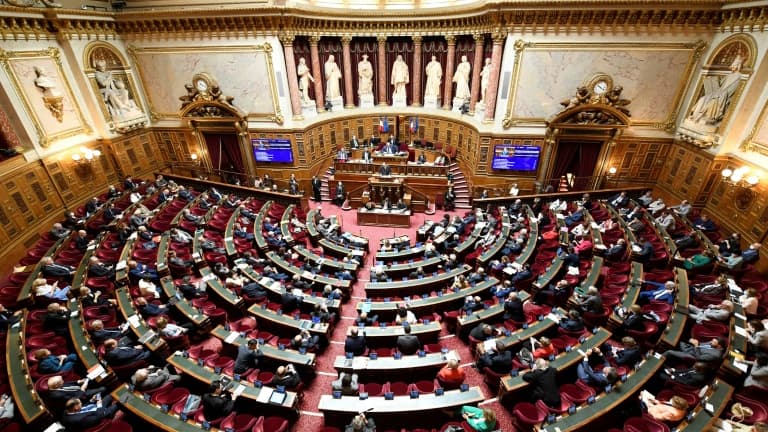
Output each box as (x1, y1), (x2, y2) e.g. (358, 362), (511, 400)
(391, 54), (409, 104)
(479, 58), (491, 106)
(687, 55), (744, 126)
(324, 55), (342, 100)
(357, 54), (373, 96)
(94, 59), (141, 119)
(297, 57), (315, 105)
(33, 66), (64, 122)
(424, 56), (442, 100)
(452, 55), (471, 102)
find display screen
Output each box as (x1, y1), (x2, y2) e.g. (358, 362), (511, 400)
(491, 145), (540, 171)
(252, 138), (294, 163)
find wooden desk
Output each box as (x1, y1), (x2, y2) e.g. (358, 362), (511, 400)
(500, 328), (612, 397)
(199, 266), (244, 309)
(158, 277), (212, 330)
(17, 236), (67, 305)
(209, 325), (316, 370)
(360, 278), (500, 320)
(115, 287), (168, 353)
(721, 303), (749, 384)
(456, 290), (531, 338)
(357, 208), (411, 228)
(318, 387), (484, 428)
(238, 264), (341, 311)
(659, 268), (689, 350)
(7, 310), (51, 425)
(677, 379), (734, 431)
(333, 352), (448, 379)
(292, 245), (358, 273)
(376, 245), (427, 262)
(247, 303), (332, 340)
(113, 384), (209, 432)
(540, 355), (664, 432)
(369, 255), (443, 278)
(364, 265), (471, 297)
(266, 252), (351, 292)
(608, 262), (643, 329)
(168, 354), (298, 411)
(253, 201), (272, 252)
(346, 321), (442, 347)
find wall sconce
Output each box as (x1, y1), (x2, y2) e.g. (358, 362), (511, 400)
(721, 167), (759, 188)
(190, 153), (200, 165)
(607, 167), (617, 176)
(722, 166), (760, 210)
(71, 147), (102, 164)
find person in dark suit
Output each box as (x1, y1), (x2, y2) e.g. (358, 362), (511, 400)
(344, 327), (367, 356)
(134, 297), (170, 317)
(502, 292), (525, 322)
(47, 376), (106, 409)
(35, 349), (78, 374)
(270, 365), (301, 389)
(396, 324), (421, 355)
(577, 286), (603, 314)
(657, 361), (711, 387)
(559, 310), (584, 332)
(49, 223), (70, 240)
(89, 320), (132, 346)
(604, 239), (627, 261)
(444, 187), (456, 211)
(311, 176), (322, 202)
(85, 197), (101, 216)
(607, 191), (629, 208)
(0, 304), (20, 329)
(41, 257), (75, 280)
(61, 396), (120, 430)
(379, 162), (392, 176)
(522, 359), (561, 408)
(417, 152), (427, 164)
(63, 211), (85, 230)
(350, 136), (360, 149)
(131, 366), (181, 392)
(362, 148), (372, 163)
(610, 337), (642, 367)
(102, 338), (151, 367)
(87, 257), (114, 279)
(44, 303), (70, 337)
(201, 380), (236, 421)
(477, 340), (512, 374)
(102, 203), (119, 223)
(335, 181), (346, 207)
(634, 239), (655, 264)
(233, 339), (262, 374)
(664, 337), (724, 364)
(123, 176), (137, 190)
(291, 329), (320, 351)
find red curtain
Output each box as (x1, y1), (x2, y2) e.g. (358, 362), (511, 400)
(551, 140), (604, 191)
(203, 133), (245, 184)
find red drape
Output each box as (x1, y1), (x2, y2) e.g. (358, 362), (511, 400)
(203, 133), (245, 184)
(551, 140), (604, 191)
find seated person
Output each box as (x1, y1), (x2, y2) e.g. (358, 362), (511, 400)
(437, 359), (466, 388)
(640, 392), (688, 422)
(655, 210), (676, 232)
(233, 339), (263, 375)
(155, 316), (190, 339)
(344, 327), (367, 356)
(604, 239), (627, 260)
(680, 249), (715, 270)
(41, 256), (76, 280)
(686, 300), (733, 323)
(502, 292), (525, 322)
(740, 288), (760, 316)
(719, 250), (745, 270)
(476, 340), (512, 374)
(61, 395), (121, 431)
(89, 320), (132, 346)
(270, 364), (301, 389)
(559, 309), (584, 332)
(291, 329), (320, 351)
(638, 280), (676, 304)
(532, 279), (571, 306)
(346, 412), (376, 432)
(44, 303), (70, 337)
(33, 278), (70, 301)
(134, 296), (170, 317)
(743, 243), (762, 263)
(469, 324), (499, 342)
(664, 337), (725, 364)
(47, 376), (107, 409)
(395, 305), (417, 325)
(35, 349), (78, 374)
(576, 286), (603, 314)
(460, 406), (497, 432)
(331, 372), (359, 396)
(379, 162), (392, 176)
(131, 366), (181, 392)
(669, 199), (692, 217)
(692, 214), (716, 232)
(396, 324), (421, 355)
(658, 361), (711, 387)
(102, 338), (151, 366)
(201, 380), (236, 421)
(576, 347), (619, 387)
(609, 336), (642, 367)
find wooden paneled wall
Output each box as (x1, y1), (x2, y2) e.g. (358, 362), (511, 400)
(655, 141), (716, 205)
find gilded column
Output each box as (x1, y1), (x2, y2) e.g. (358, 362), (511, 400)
(411, 35), (423, 107)
(442, 35), (456, 110)
(280, 35), (303, 120)
(484, 33), (506, 122)
(309, 35), (325, 112)
(341, 35), (355, 109)
(468, 33), (485, 115)
(377, 35), (388, 106)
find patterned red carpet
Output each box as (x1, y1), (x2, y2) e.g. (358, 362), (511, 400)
(293, 202), (516, 431)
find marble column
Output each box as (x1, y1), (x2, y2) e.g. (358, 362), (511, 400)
(468, 33), (485, 115)
(411, 36), (423, 107)
(309, 36), (325, 112)
(484, 33), (506, 122)
(377, 35), (388, 106)
(442, 35), (456, 110)
(341, 35), (354, 109)
(280, 35), (303, 120)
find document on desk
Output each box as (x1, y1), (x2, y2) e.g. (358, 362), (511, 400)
(225, 331), (239, 344)
(127, 314), (141, 328)
(445, 350), (460, 362)
(483, 339), (497, 353)
(734, 326), (748, 337)
(232, 384), (246, 399)
(256, 387), (273, 404)
(87, 364), (105, 380)
(352, 357), (368, 369)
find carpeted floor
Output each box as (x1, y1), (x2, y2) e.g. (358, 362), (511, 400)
(292, 201), (517, 432)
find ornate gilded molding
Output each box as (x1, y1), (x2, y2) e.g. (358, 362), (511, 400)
(739, 92), (768, 157)
(3, 0), (60, 9)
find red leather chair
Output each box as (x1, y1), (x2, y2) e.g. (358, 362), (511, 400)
(262, 416), (288, 432)
(194, 410), (225, 428)
(731, 394), (768, 425)
(151, 386), (190, 406)
(388, 381), (410, 396)
(560, 383), (594, 404)
(359, 382), (385, 397)
(623, 416), (670, 432)
(512, 401), (546, 429)
(627, 321), (659, 345)
(482, 367), (506, 392)
(229, 317), (257, 333)
(220, 413), (260, 432)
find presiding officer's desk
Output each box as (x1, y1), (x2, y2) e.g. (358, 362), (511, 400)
(209, 325), (316, 371)
(318, 387), (484, 429)
(539, 354), (664, 432)
(357, 207), (411, 228)
(499, 327), (611, 398)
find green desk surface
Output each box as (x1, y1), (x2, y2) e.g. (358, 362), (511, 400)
(318, 386), (485, 414)
(209, 325), (316, 368)
(115, 287), (167, 352)
(7, 311), (49, 424)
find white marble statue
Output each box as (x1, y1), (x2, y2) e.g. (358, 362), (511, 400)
(94, 59), (140, 117)
(452, 55), (471, 101)
(391, 55), (409, 99)
(324, 55), (342, 100)
(33, 66), (61, 97)
(424, 55), (442, 100)
(687, 55), (744, 126)
(479, 58), (491, 105)
(357, 54), (373, 96)
(297, 57), (314, 104)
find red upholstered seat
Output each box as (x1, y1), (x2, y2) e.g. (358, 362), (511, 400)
(512, 401), (547, 428)
(220, 413), (260, 432)
(623, 416), (671, 432)
(262, 417), (288, 432)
